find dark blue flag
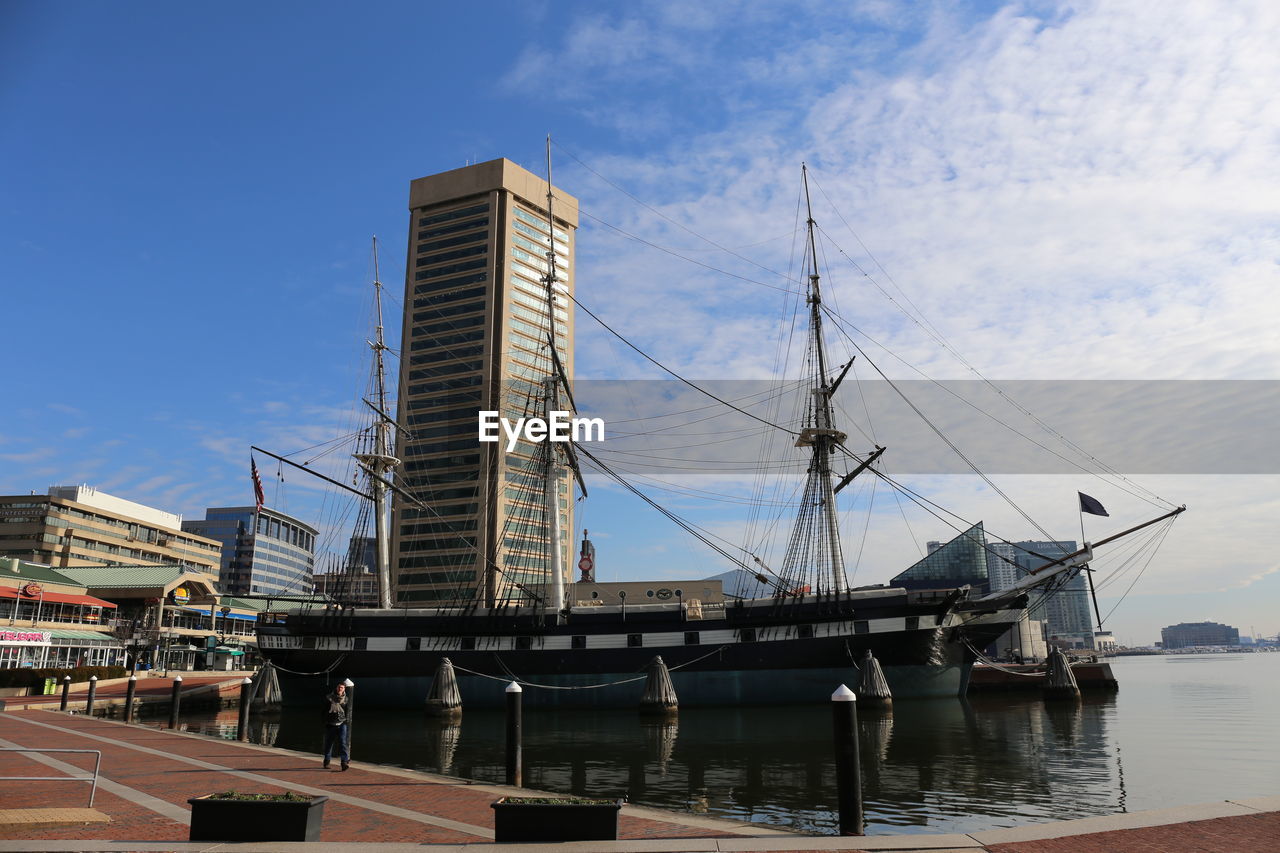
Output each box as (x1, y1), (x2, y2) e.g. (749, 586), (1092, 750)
(1078, 492), (1109, 517)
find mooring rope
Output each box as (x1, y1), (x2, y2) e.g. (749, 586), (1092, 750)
(267, 653), (349, 677)
(449, 646), (730, 691)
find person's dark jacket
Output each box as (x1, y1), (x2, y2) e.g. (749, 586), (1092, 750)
(324, 692), (348, 726)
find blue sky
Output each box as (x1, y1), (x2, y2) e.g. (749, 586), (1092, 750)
(3, 1), (1278, 645)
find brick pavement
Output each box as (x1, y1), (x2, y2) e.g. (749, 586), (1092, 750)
(983, 811), (1280, 853)
(0, 709), (769, 845)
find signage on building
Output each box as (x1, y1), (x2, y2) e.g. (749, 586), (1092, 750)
(170, 587), (190, 605)
(20, 582), (42, 597)
(0, 630), (51, 644)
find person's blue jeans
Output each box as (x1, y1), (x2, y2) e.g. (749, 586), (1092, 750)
(323, 723), (349, 765)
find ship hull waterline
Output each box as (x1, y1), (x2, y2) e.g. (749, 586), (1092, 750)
(258, 620), (1013, 709)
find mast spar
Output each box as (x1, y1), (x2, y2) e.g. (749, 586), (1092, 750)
(353, 236), (399, 609)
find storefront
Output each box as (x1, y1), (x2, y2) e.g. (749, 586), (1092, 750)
(0, 628), (123, 669)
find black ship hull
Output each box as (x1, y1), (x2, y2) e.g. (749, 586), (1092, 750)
(256, 589), (1020, 708)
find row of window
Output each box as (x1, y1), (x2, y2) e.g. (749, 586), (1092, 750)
(409, 328), (485, 352)
(417, 230), (489, 256)
(411, 299), (486, 324)
(418, 215), (490, 242)
(414, 258), (487, 282)
(254, 515), (315, 552)
(414, 271), (488, 297)
(409, 344), (486, 370)
(417, 202), (489, 229)
(414, 285), (488, 311)
(513, 206), (570, 242)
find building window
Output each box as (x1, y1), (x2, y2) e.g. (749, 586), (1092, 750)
(627, 634), (643, 648)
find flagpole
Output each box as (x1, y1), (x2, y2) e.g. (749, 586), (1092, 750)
(1079, 498), (1104, 632)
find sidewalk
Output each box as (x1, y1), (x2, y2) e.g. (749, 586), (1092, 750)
(0, 709), (1276, 852)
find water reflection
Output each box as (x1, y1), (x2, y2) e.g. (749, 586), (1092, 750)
(157, 656), (1280, 836)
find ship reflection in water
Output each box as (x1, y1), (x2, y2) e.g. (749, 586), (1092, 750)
(150, 653), (1280, 835)
(163, 695), (1122, 834)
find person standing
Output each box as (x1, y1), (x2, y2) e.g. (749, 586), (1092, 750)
(322, 682), (349, 770)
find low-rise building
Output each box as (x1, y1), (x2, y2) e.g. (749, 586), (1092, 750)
(1161, 621), (1240, 649)
(0, 557), (125, 668)
(0, 487), (222, 574)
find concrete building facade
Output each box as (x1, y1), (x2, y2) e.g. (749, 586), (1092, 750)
(394, 158), (577, 607)
(0, 487), (222, 574)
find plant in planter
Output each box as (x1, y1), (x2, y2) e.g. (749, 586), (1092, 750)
(188, 790), (327, 842)
(491, 796), (624, 842)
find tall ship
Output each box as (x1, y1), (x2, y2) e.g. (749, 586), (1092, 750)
(253, 156), (1182, 708)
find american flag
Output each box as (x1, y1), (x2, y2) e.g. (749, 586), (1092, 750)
(251, 458), (265, 511)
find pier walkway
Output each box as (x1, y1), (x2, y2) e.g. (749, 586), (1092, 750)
(0, 709), (1276, 852)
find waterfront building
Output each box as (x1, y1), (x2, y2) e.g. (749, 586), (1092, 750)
(1161, 621), (1240, 649)
(53, 562), (260, 670)
(394, 158), (577, 606)
(0, 486), (221, 574)
(891, 522), (990, 593)
(182, 506), (317, 598)
(0, 556), (124, 668)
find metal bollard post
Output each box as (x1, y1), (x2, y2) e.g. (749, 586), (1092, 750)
(59, 675), (71, 711)
(85, 676), (98, 716)
(123, 676), (138, 723)
(168, 676), (183, 729)
(342, 678), (354, 759)
(237, 677), (252, 741)
(831, 684), (864, 835)
(504, 681), (523, 787)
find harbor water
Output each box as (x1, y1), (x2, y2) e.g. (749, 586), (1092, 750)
(161, 653), (1279, 835)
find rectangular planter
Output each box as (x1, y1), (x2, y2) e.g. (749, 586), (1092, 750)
(491, 797), (623, 843)
(188, 794), (327, 842)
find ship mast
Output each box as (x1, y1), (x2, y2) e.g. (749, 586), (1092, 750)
(783, 166), (849, 595)
(353, 236), (399, 609)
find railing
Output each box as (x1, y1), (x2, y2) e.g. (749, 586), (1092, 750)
(0, 747), (102, 807)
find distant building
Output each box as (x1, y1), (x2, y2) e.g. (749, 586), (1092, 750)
(0, 486), (221, 574)
(1161, 621), (1240, 649)
(0, 556), (124, 668)
(311, 536), (382, 606)
(891, 522), (990, 592)
(182, 506), (316, 598)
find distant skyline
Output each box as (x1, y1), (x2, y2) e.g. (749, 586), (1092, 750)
(2, 1), (1278, 645)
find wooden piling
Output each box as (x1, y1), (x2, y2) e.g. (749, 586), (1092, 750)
(1043, 648), (1081, 701)
(639, 655), (678, 718)
(424, 657), (463, 720)
(123, 676), (138, 723)
(856, 650), (892, 710)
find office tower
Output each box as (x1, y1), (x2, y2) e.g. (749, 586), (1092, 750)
(394, 159), (576, 606)
(182, 506), (317, 597)
(0, 486), (220, 573)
